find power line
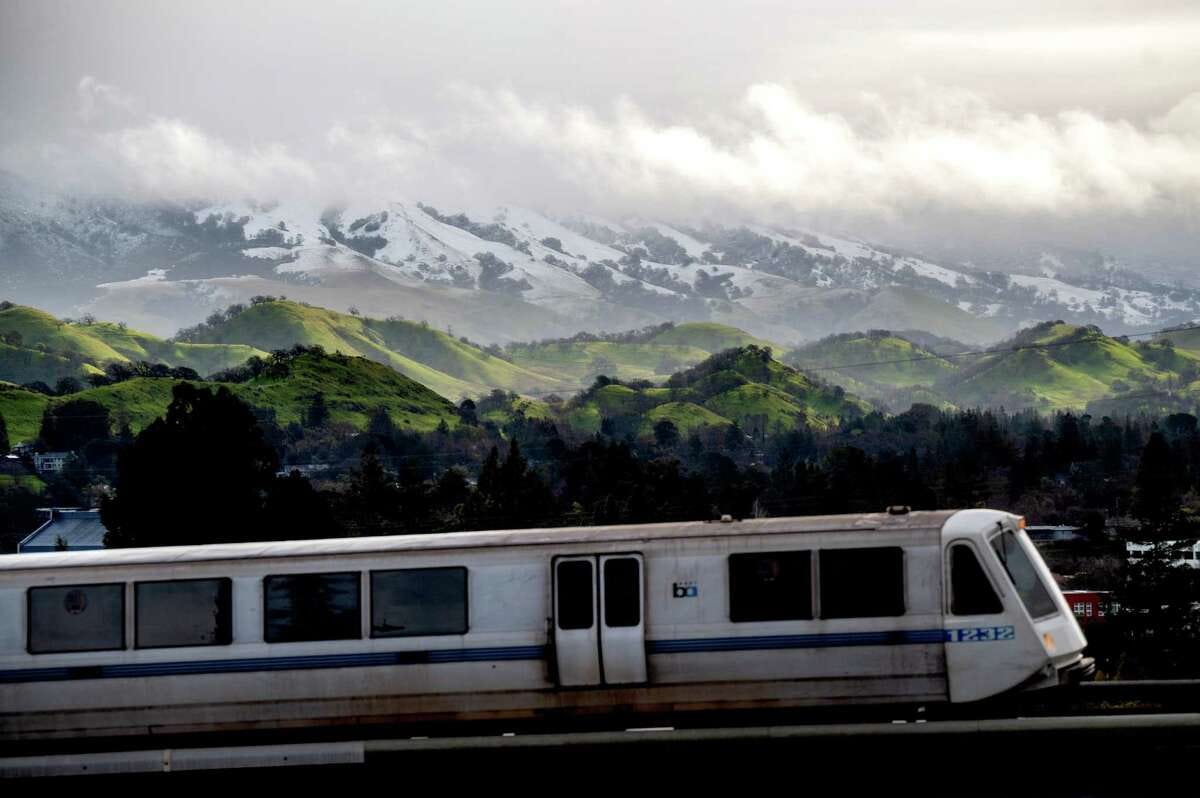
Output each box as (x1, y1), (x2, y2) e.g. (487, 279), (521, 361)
(484, 322), (1200, 398)
(789, 323), (1200, 374)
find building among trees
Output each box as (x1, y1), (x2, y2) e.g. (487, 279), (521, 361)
(17, 508), (107, 553)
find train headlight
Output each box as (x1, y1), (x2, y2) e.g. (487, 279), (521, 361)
(1043, 632), (1056, 653)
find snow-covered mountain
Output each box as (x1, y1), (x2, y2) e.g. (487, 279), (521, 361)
(2, 174), (1197, 344)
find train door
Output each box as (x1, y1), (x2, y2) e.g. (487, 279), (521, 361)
(552, 554), (647, 687)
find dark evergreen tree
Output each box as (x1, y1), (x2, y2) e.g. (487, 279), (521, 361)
(0, 486), (41, 553)
(457, 398), (478, 426)
(367, 406), (396, 441)
(1132, 431), (1178, 534)
(264, 470), (340, 540)
(305, 392), (330, 428)
(101, 384), (281, 547)
(54, 377), (84, 396)
(653, 419), (680, 449)
(39, 400), (110, 451)
(346, 443), (400, 535)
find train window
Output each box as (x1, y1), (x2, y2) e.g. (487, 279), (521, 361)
(28, 583), (125, 654)
(135, 578), (232, 649)
(603, 558), (641, 627)
(264, 572), (362, 643)
(819, 547), (905, 619)
(729, 551), (812, 622)
(556, 560), (594, 630)
(950, 545), (1002, 615)
(991, 531), (1057, 619)
(371, 567), (468, 637)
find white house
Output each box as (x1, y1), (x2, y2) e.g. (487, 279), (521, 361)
(1126, 540), (1200, 569)
(32, 452), (70, 473)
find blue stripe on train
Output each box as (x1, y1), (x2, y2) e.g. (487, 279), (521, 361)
(647, 628), (951, 654)
(0, 627), (1006, 685)
(0, 644), (548, 684)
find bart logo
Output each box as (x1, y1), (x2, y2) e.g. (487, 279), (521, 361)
(673, 582), (699, 598)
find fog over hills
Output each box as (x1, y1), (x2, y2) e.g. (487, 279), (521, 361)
(3, 3), (1199, 350)
(2, 175), (1197, 348)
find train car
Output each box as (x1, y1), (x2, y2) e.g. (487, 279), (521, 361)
(0, 509), (1092, 743)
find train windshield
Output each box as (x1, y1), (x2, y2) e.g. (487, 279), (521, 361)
(990, 530), (1058, 619)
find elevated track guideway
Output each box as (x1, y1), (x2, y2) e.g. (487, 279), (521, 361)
(4, 708), (1200, 782)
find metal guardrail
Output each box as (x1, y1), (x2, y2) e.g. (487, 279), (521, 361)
(5, 713), (1200, 778)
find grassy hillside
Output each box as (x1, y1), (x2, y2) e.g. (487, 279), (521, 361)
(844, 287), (1008, 345)
(1159, 327), (1200, 354)
(0, 306), (128, 362)
(787, 331), (959, 406)
(941, 322), (1200, 409)
(231, 350), (458, 431)
(0, 305), (265, 384)
(0, 350), (459, 444)
(507, 322), (779, 387)
(86, 323), (265, 376)
(647, 322), (775, 352)
(477, 394), (554, 426)
(509, 339), (712, 386)
(2, 301), (790, 408)
(561, 346), (869, 436)
(0, 382), (51, 443)
(777, 323), (1200, 413)
(181, 300), (570, 400)
(642, 402), (732, 436)
(0, 342), (100, 386)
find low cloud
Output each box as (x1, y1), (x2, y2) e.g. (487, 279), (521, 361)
(9, 77), (1200, 235)
(466, 83), (1200, 222)
(101, 117), (317, 200)
(76, 75), (137, 122)
(10, 81), (320, 202)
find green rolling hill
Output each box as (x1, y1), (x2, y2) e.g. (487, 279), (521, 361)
(780, 323), (1200, 414)
(646, 322), (775, 352)
(178, 300), (572, 400)
(0, 382), (51, 443)
(9, 295), (1197, 452)
(228, 350), (458, 431)
(507, 322), (780, 388)
(561, 345), (869, 436)
(0, 342), (101, 386)
(1159, 326), (1200, 355)
(786, 331), (959, 407)
(0, 349), (459, 444)
(939, 322), (1200, 409)
(841, 286), (1009, 345)
(1, 302), (792, 407)
(0, 304), (265, 384)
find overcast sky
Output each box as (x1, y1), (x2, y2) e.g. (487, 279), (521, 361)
(2, 0), (1198, 265)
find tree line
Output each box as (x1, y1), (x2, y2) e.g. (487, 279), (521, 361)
(4, 382), (1200, 677)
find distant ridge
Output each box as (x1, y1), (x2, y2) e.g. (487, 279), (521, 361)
(6, 181), (1198, 345)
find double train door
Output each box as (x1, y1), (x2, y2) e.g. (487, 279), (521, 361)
(552, 554), (647, 686)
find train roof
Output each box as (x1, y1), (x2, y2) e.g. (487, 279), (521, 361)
(0, 510), (966, 573)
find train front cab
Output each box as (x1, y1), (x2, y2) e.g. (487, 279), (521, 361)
(942, 510), (1092, 703)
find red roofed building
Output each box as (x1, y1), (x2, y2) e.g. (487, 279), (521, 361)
(1061, 590), (1113, 625)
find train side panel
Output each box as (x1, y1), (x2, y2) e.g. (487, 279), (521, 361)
(1, 512), (1082, 741)
(643, 530), (947, 704)
(1, 549), (553, 737)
